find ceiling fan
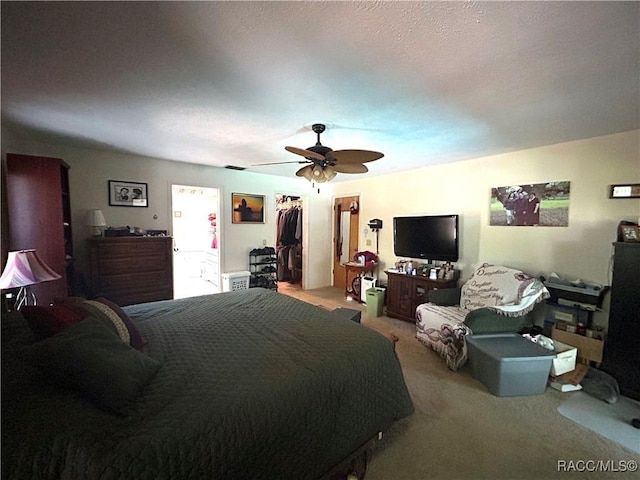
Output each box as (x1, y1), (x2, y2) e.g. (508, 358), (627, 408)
(254, 123), (384, 183)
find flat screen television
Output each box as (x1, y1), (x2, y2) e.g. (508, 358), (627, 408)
(393, 214), (459, 262)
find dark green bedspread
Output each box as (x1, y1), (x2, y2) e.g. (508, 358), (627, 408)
(2, 288), (413, 479)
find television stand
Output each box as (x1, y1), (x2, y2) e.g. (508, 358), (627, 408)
(386, 270), (457, 322)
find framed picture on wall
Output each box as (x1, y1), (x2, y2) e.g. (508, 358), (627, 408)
(231, 193), (265, 224)
(490, 181), (570, 227)
(621, 225), (639, 242)
(109, 180), (148, 207)
(610, 184), (640, 199)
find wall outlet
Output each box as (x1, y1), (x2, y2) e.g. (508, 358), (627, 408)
(366, 239), (372, 246)
(262, 239), (267, 246)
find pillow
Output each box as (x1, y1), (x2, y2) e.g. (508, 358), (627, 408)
(62, 298), (146, 350)
(94, 297), (146, 350)
(28, 316), (161, 416)
(68, 300), (130, 344)
(21, 304), (89, 340)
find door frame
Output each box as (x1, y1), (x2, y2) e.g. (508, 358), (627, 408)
(170, 184), (221, 296)
(332, 195), (360, 292)
(275, 193), (305, 289)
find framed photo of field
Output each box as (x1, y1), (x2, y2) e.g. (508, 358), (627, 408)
(231, 193), (265, 224)
(490, 181), (570, 227)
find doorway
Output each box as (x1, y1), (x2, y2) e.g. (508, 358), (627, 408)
(333, 195), (360, 293)
(275, 194), (303, 292)
(171, 185), (220, 299)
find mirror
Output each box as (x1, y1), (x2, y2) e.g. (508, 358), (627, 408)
(340, 210), (351, 264)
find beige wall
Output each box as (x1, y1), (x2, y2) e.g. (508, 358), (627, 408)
(332, 130), (640, 328)
(1, 126), (334, 290)
(3, 126), (639, 328)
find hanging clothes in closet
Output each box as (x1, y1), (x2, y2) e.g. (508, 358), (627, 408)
(276, 198), (302, 284)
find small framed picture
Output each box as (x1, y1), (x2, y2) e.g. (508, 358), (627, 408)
(109, 180), (148, 207)
(621, 225), (639, 242)
(231, 193), (265, 224)
(610, 184), (640, 199)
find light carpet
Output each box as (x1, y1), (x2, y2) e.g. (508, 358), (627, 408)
(558, 392), (640, 454)
(279, 285), (640, 479)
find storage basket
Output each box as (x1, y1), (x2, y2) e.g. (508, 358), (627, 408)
(221, 271), (251, 292)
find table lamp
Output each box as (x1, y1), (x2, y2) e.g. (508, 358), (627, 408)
(88, 209), (107, 236)
(0, 250), (62, 309)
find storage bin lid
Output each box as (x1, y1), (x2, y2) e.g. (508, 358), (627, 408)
(467, 334), (556, 360)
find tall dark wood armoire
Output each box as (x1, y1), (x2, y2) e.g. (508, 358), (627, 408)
(600, 242), (640, 401)
(5, 153), (73, 305)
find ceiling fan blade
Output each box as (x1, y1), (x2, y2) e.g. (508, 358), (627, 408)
(330, 149), (384, 164)
(251, 160), (310, 166)
(332, 163), (368, 174)
(285, 146), (325, 161)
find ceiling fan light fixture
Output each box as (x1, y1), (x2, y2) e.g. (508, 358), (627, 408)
(299, 165), (314, 181)
(278, 123), (383, 182)
(312, 165), (324, 178)
(323, 166), (337, 181)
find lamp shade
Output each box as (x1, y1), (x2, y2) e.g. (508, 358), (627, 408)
(323, 166), (337, 181)
(300, 165), (314, 181)
(0, 250), (62, 289)
(88, 209), (107, 227)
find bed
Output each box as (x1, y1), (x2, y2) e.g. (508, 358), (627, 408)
(2, 288), (414, 479)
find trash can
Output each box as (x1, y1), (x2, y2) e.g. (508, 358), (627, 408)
(366, 287), (385, 317)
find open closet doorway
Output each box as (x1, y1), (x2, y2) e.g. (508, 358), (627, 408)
(171, 185), (220, 299)
(275, 194), (303, 293)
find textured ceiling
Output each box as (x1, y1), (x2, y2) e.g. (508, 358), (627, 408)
(2, 1), (639, 181)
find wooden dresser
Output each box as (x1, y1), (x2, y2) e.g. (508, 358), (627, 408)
(386, 271), (457, 322)
(88, 237), (173, 306)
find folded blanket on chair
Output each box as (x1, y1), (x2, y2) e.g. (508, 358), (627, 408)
(461, 263), (549, 317)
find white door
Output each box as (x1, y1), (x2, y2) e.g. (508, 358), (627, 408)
(171, 185), (220, 298)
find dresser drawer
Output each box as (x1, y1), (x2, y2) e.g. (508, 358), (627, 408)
(95, 254), (169, 275)
(93, 240), (169, 259)
(88, 237), (174, 306)
(95, 271), (171, 290)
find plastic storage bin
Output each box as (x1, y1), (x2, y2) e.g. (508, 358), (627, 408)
(466, 334), (556, 397)
(221, 271), (251, 292)
(366, 287), (385, 317)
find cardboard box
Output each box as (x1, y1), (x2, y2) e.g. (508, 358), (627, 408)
(550, 363), (588, 392)
(550, 339), (577, 376)
(551, 327), (604, 364)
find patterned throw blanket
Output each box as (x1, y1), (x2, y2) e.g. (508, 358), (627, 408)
(416, 263), (549, 371)
(460, 263), (547, 317)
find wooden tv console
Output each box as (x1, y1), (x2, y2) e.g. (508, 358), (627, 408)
(385, 270), (457, 323)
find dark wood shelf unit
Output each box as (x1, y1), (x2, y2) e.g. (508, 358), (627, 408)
(386, 271), (457, 322)
(88, 236), (173, 306)
(600, 242), (640, 401)
(5, 153), (72, 305)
